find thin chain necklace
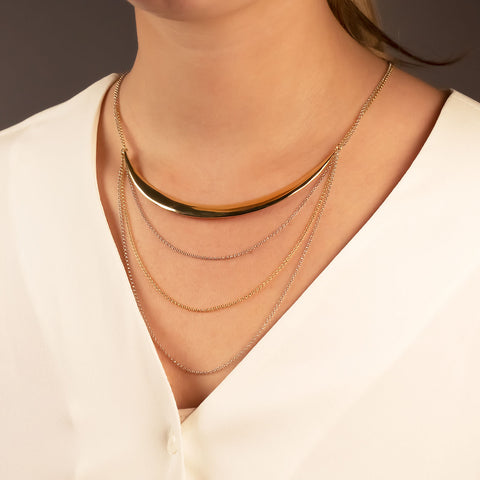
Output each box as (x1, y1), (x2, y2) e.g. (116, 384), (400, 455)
(118, 153), (337, 375)
(114, 61), (394, 374)
(112, 62), (394, 218)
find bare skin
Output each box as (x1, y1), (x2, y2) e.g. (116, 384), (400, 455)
(96, 0), (449, 408)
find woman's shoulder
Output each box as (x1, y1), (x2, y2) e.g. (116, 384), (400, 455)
(447, 88), (480, 113)
(0, 73), (119, 162)
(0, 73), (119, 247)
(440, 89), (480, 135)
(419, 88), (480, 168)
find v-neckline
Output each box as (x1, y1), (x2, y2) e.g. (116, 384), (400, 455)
(87, 72), (455, 425)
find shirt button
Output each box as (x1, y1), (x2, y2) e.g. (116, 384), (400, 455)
(167, 428), (178, 455)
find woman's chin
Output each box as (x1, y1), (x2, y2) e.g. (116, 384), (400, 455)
(127, 0), (259, 22)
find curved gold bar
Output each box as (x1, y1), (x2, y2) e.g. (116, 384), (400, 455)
(123, 149), (336, 218)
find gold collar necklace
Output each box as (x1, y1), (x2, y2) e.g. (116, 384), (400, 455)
(112, 62), (394, 218)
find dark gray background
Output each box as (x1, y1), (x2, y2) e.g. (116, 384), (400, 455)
(1, 0), (479, 130)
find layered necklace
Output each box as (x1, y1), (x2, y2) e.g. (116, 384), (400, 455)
(113, 61), (394, 375)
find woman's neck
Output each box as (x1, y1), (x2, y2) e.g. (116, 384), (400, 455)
(117, 0), (387, 200)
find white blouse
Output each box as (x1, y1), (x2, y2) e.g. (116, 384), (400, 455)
(1, 73), (480, 480)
